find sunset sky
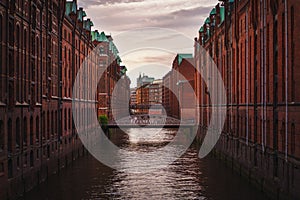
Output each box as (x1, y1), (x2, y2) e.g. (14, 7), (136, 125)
(77, 0), (219, 86)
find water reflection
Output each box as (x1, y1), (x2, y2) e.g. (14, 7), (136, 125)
(25, 128), (267, 200)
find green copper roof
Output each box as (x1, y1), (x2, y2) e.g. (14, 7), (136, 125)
(65, 2), (72, 15)
(120, 66), (127, 75)
(77, 8), (86, 21)
(83, 19), (93, 31)
(220, 7), (225, 24)
(210, 8), (216, 15)
(92, 31), (109, 42)
(117, 56), (122, 65)
(199, 26), (204, 33)
(178, 54), (193, 65)
(205, 17), (210, 24)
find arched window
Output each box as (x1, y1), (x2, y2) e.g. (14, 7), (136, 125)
(51, 111), (54, 136)
(266, 120), (271, 147)
(8, 159), (13, 179)
(47, 145), (50, 158)
(69, 109), (71, 130)
(42, 112), (45, 140)
(8, 119), (12, 152)
(23, 117), (27, 146)
(0, 15), (2, 102)
(23, 29), (27, 102)
(0, 120), (3, 151)
(36, 117), (39, 143)
(16, 25), (20, 103)
(30, 117), (33, 145)
(8, 51), (14, 77)
(36, 36), (39, 102)
(16, 118), (20, 149)
(8, 21), (13, 46)
(30, 150), (34, 167)
(281, 122), (286, 152)
(64, 108), (67, 131)
(291, 123), (296, 155)
(16, 25), (20, 48)
(55, 111), (57, 134)
(47, 111), (50, 139)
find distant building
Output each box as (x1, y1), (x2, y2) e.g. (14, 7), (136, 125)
(137, 74), (154, 88)
(136, 84), (150, 114)
(149, 79), (163, 105)
(130, 88), (137, 106)
(162, 54), (195, 120)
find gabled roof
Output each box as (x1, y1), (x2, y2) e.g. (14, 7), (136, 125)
(205, 17), (210, 24)
(199, 26), (204, 33)
(177, 54), (193, 65)
(210, 8), (216, 15)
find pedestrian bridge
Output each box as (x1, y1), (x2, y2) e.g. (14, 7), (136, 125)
(107, 115), (195, 128)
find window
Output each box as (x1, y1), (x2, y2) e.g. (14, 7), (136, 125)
(47, 111), (50, 139)
(0, 15), (2, 102)
(9, 21), (13, 46)
(30, 117), (33, 145)
(23, 118), (27, 146)
(281, 122), (285, 152)
(23, 29), (27, 102)
(16, 25), (20, 48)
(30, 151), (34, 167)
(0, 121), (3, 151)
(64, 109), (67, 131)
(31, 5), (37, 29)
(42, 112), (45, 140)
(8, 119), (12, 152)
(16, 118), (20, 149)
(291, 7), (295, 101)
(291, 123), (295, 155)
(51, 111), (54, 136)
(36, 117), (39, 143)
(8, 159), (13, 179)
(282, 13), (285, 102)
(69, 109), (71, 130)
(266, 120), (271, 147)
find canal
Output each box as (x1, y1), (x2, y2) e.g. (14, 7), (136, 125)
(25, 128), (268, 200)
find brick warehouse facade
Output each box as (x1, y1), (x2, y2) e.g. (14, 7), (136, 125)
(194, 0), (300, 198)
(162, 54), (196, 120)
(0, 0), (129, 199)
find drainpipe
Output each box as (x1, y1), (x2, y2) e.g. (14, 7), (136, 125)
(246, 7), (249, 145)
(284, 0), (288, 162)
(263, 0), (267, 150)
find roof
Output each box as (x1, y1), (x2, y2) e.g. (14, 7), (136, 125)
(210, 8), (216, 15)
(205, 17), (210, 24)
(65, 1), (78, 16)
(177, 54), (193, 65)
(92, 31), (109, 42)
(199, 26), (204, 33)
(220, 7), (225, 24)
(77, 8), (86, 22)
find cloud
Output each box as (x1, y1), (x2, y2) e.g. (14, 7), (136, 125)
(79, 0), (219, 36)
(78, 0), (145, 7)
(77, 0), (219, 85)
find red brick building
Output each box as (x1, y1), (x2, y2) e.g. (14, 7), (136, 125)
(163, 54), (196, 119)
(0, 0), (129, 198)
(92, 31), (130, 120)
(195, 0), (300, 198)
(136, 84), (150, 114)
